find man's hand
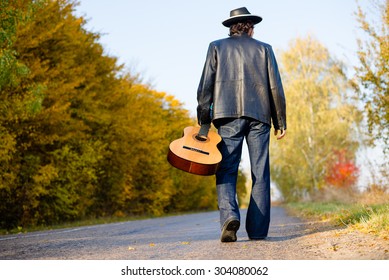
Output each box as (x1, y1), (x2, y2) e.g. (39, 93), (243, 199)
(274, 129), (286, 140)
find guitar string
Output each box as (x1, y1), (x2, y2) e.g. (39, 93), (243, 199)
(196, 127), (210, 158)
(187, 127), (206, 157)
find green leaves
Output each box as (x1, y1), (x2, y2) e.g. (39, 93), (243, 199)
(271, 36), (361, 201)
(355, 0), (389, 154)
(0, 0), (218, 230)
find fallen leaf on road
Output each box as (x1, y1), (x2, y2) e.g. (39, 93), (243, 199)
(330, 244), (339, 251)
(149, 243), (155, 247)
(181, 241), (190, 245)
(128, 246), (135, 251)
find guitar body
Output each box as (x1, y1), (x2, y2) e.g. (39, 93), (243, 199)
(167, 126), (222, 176)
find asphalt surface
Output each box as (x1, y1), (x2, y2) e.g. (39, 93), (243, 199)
(1, 206), (387, 260)
(0, 207), (311, 260)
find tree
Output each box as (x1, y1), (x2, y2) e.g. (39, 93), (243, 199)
(270, 36), (361, 201)
(0, 0), (35, 228)
(1, 0), (114, 226)
(355, 0), (389, 153)
(354, 0), (389, 190)
(325, 149), (359, 189)
(0, 0), (222, 229)
(355, 0), (389, 155)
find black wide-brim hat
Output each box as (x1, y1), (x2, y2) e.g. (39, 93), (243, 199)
(222, 7), (262, 27)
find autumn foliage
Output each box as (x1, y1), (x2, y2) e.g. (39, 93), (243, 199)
(325, 149), (359, 189)
(270, 36), (361, 201)
(355, 0), (389, 154)
(0, 0), (231, 230)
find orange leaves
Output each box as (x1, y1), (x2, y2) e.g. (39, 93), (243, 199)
(325, 149), (359, 189)
(0, 0), (220, 230)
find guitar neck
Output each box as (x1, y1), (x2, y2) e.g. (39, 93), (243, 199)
(198, 123), (211, 138)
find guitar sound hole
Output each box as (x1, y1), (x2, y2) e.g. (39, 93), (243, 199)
(195, 134), (208, 142)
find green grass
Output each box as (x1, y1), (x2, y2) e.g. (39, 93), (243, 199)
(286, 202), (389, 239)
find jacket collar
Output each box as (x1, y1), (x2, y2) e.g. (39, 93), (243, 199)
(231, 33), (251, 38)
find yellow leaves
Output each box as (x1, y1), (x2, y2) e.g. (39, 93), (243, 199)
(330, 243), (339, 252)
(74, 18), (84, 27)
(0, 0), (220, 230)
(273, 36), (361, 200)
(0, 127), (16, 160)
(32, 164), (58, 187)
(151, 90), (167, 100)
(355, 1), (389, 148)
(164, 94), (184, 108)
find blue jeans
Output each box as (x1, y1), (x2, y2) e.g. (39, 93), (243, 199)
(215, 118), (271, 239)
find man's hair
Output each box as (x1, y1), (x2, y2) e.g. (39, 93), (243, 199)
(229, 21), (254, 36)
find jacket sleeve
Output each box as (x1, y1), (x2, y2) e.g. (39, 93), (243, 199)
(197, 43), (217, 125)
(267, 46), (287, 130)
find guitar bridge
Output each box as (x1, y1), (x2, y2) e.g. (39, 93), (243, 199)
(183, 146), (209, 155)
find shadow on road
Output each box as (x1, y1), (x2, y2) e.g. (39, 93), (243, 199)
(0, 206), (343, 260)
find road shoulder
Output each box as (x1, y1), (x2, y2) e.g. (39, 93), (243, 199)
(291, 216), (389, 259)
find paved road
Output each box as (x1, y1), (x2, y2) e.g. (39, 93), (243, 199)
(0, 206), (387, 259)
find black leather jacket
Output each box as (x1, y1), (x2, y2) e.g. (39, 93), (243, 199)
(197, 33), (286, 130)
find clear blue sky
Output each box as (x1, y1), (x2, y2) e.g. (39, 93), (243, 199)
(75, 0), (378, 188)
(75, 0), (366, 115)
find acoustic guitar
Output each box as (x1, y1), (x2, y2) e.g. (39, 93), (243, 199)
(167, 124), (222, 176)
